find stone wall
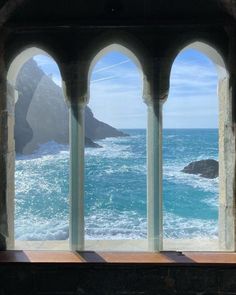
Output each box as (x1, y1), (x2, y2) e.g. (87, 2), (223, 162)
(0, 262), (236, 295)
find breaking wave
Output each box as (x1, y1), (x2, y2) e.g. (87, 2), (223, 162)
(15, 129), (218, 240)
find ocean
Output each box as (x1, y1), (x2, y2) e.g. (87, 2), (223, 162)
(15, 129), (218, 241)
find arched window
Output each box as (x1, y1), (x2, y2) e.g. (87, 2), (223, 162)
(163, 42), (228, 251)
(85, 45), (147, 251)
(7, 48), (69, 250)
(5, 43), (231, 252)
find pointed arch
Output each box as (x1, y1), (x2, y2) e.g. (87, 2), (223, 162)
(7, 46), (62, 99)
(88, 43), (145, 103)
(163, 40), (233, 251)
(184, 41), (228, 79)
(6, 46), (69, 249)
(84, 44), (147, 250)
(170, 41), (228, 81)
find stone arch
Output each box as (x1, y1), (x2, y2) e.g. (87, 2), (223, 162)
(7, 46), (65, 153)
(87, 42), (148, 104)
(7, 46), (62, 100)
(166, 40), (233, 250)
(83, 43), (147, 250)
(184, 41), (227, 79)
(168, 41), (228, 81)
(6, 47), (66, 248)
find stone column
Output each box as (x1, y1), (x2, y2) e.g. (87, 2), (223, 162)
(69, 101), (86, 251)
(0, 30), (13, 250)
(219, 27), (236, 251)
(62, 61), (88, 251)
(143, 59), (169, 252)
(5, 83), (16, 250)
(146, 99), (163, 251)
(0, 107), (8, 250)
(218, 76), (235, 251)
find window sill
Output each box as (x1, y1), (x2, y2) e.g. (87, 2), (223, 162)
(1, 250), (236, 265)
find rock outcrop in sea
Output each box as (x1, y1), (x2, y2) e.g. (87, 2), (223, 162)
(14, 59), (127, 154)
(181, 159), (218, 179)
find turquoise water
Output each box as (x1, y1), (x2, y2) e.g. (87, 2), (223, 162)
(15, 129), (218, 240)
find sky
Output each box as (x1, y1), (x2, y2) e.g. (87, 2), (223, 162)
(34, 48), (218, 129)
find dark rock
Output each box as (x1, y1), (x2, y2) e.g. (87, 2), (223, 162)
(85, 106), (129, 140)
(85, 136), (102, 148)
(15, 59), (43, 154)
(14, 58), (127, 154)
(181, 159), (218, 179)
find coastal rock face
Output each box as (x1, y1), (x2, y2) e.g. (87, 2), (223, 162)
(85, 107), (128, 140)
(85, 136), (101, 148)
(181, 159), (218, 179)
(15, 59), (126, 154)
(15, 59), (44, 154)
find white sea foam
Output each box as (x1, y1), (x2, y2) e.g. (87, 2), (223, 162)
(100, 164), (146, 175)
(85, 136), (137, 159)
(84, 209), (147, 240)
(86, 145), (133, 159)
(16, 141), (69, 160)
(14, 132), (219, 241)
(164, 164), (218, 195)
(15, 209), (218, 240)
(165, 135), (177, 139)
(15, 217), (69, 240)
(164, 212), (218, 239)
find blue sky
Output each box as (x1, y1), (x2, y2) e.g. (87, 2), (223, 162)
(34, 48), (218, 129)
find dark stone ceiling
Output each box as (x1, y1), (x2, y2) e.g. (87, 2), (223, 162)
(219, 0), (236, 19)
(0, 0), (235, 26)
(0, 0), (235, 28)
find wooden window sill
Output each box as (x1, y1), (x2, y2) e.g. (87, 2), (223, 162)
(0, 250), (236, 265)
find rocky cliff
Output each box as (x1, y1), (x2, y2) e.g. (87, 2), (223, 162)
(14, 59), (127, 154)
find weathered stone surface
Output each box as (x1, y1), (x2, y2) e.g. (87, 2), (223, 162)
(181, 159), (219, 179)
(0, 262), (235, 295)
(0, 233), (6, 250)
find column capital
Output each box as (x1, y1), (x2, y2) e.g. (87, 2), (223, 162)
(142, 57), (170, 106)
(60, 61), (89, 107)
(143, 90), (168, 107)
(62, 80), (88, 108)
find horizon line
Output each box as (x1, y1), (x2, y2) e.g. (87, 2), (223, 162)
(118, 127), (218, 130)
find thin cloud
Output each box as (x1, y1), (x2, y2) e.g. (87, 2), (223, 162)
(34, 49), (219, 128)
(169, 59), (218, 100)
(93, 60), (130, 73)
(90, 80), (142, 96)
(91, 59), (141, 86)
(91, 75), (117, 84)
